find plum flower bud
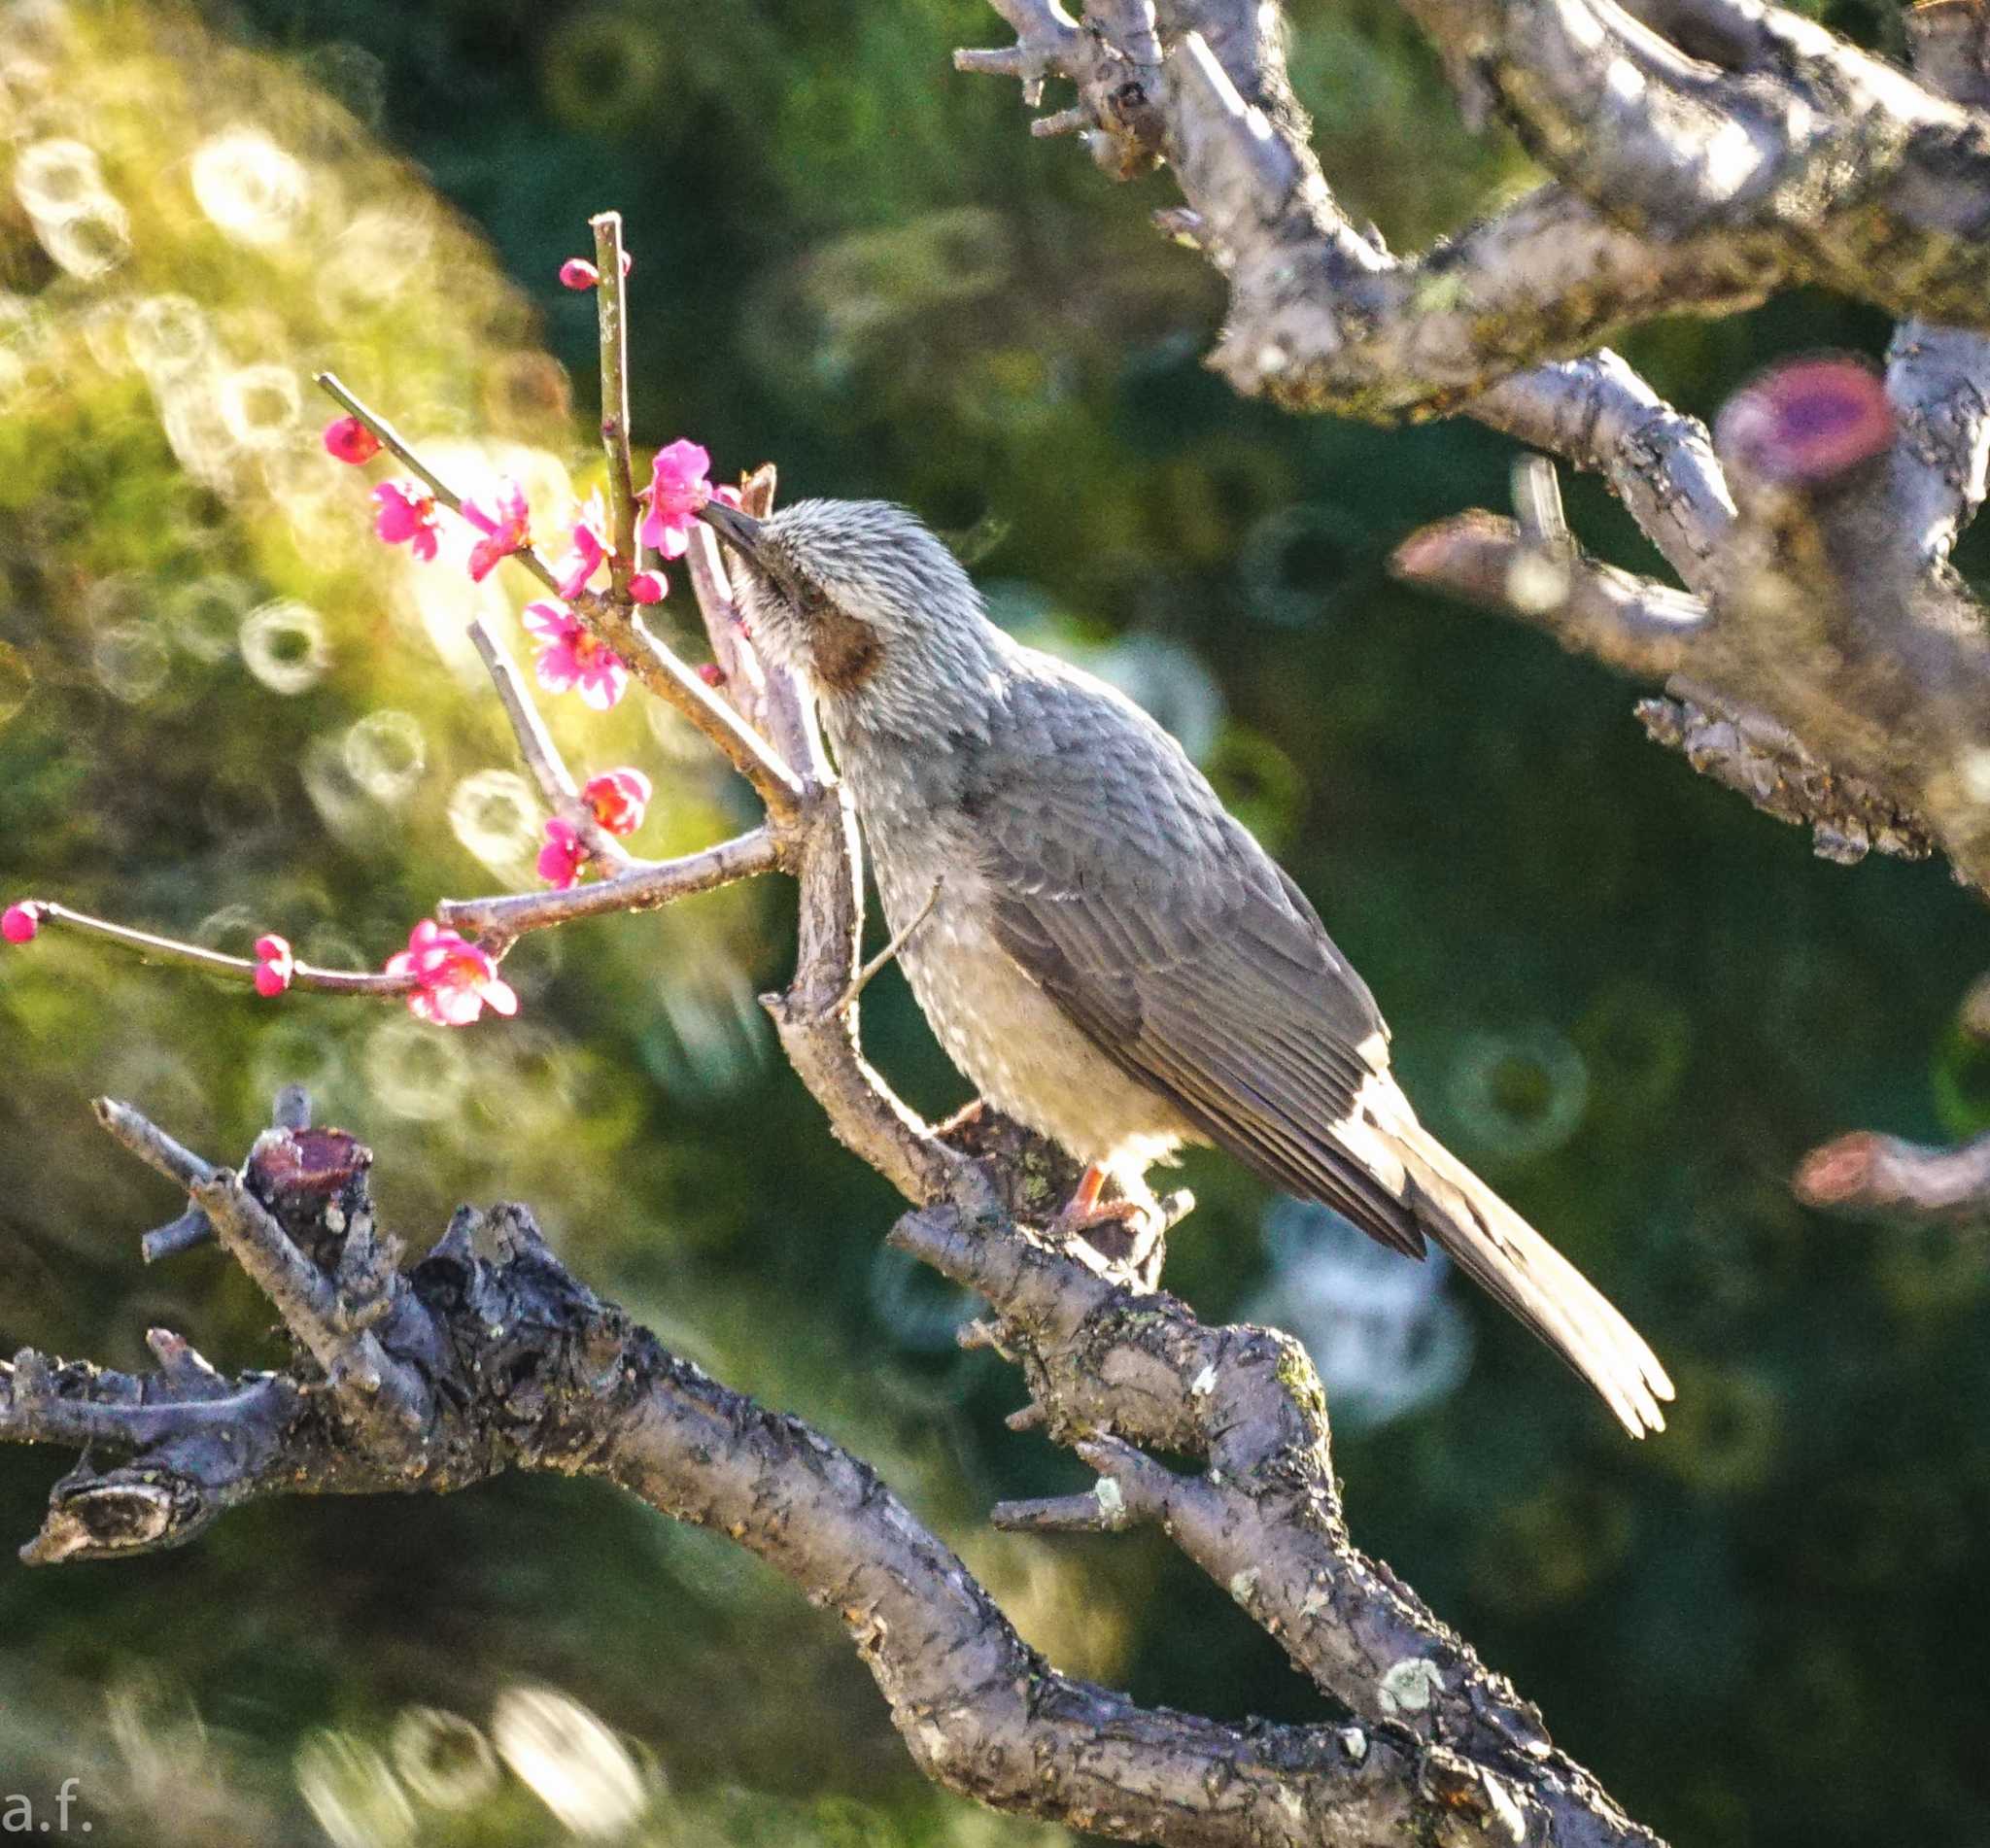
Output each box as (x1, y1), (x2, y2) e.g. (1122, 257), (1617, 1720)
(558, 252), (630, 289)
(583, 769), (651, 837)
(253, 933), (293, 997)
(628, 570), (667, 605)
(536, 817), (589, 890)
(697, 662), (726, 688)
(323, 416), (382, 464)
(638, 440), (715, 560)
(461, 479), (532, 583)
(2, 903), (38, 944)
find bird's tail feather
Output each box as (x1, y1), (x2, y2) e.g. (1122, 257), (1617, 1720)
(1392, 1120), (1673, 1438)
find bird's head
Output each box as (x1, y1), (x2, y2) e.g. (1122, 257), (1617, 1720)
(698, 496), (1002, 736)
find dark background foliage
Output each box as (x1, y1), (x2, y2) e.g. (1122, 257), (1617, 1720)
(1, 0), (1985, 1842)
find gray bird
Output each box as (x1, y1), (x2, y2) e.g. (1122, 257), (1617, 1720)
(700, 497), (1674, 1436)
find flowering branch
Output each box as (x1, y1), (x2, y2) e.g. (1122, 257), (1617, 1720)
(1, 900), (413, 998)
(435, 830), (778, 947)
(314, 372), (805, 821)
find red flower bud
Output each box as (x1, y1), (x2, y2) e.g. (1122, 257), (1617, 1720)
(323, 416), (382, 464)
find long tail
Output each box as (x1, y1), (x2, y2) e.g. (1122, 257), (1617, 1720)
(1392, 1118), (1673, 1438)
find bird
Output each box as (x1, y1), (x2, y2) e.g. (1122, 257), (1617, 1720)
(698, 496), (1674, 1437)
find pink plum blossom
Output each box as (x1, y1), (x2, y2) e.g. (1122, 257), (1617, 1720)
(583, 769), (651, 837)
(323, 416), (381, 464)
(253, 934), (293, 998)
(372, 480), (441, 562)
(461, 479), (532, 582)
(536, 817), (589, 890)
(628, 569), (667, 605)
(522, 600), (630, 710)
(385, 919), (518, 1028)
(555, 491), (613, 599)
(638, 440), (715, 559)
(2, 903), (37, 944)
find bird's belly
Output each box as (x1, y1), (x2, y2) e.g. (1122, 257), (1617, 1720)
(877, 860), (1185, 1171)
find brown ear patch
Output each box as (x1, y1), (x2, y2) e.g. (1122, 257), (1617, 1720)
(809, 602), (883, 693)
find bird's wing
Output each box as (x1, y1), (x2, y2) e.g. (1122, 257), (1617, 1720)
(969, 667), (1424, 1254)
(971, 666), (1672, 1435)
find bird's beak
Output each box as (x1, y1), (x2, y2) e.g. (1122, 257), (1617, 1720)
(698, 498), (765, 562)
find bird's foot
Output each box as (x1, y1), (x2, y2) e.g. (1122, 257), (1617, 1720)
(1046, 1168), (1183, 1290)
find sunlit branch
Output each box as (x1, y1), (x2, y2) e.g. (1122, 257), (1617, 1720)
(590, 211), (639, 601)
(437, 828), (780, 944)
(466, 615), (630, 869)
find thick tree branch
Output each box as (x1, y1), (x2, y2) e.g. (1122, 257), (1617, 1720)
(1398, 0), (1990, 330)
(959, 2), (1746, 628)
(1398, 358), (1983, 875)
(895, 1203), (1657, 1848)
(3, 1102), (1591, 1848)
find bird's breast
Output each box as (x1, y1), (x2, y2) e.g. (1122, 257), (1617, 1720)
(857, 797), (1187, 1172)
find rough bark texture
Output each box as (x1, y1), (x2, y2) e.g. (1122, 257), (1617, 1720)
(961, 0), (1990, 892)
(3, 1097), (1652, 1848)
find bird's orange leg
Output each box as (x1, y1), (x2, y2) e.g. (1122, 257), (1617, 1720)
(1048, 1166), (1167, 1285)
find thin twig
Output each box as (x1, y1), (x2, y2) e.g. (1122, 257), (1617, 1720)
(822, 878), (942, 1021)
(93, 1097), (218, 1191)
(16, 904), (411, 997)
(141, 1208), (214, 1266)
(991, 1484), (1138, 1533)
(590, 212), (638, 602)
(466, 616), (628, 869)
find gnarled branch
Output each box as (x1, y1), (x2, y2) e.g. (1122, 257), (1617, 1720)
(4, 1090), (1656, 1848)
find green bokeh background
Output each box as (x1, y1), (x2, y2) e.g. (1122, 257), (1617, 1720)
(2, 0), (1988, 1843)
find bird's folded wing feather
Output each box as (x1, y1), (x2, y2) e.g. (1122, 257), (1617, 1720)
(969, 670), (1426, 1255)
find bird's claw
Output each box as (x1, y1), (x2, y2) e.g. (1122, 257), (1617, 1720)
(1046, 1187), (1170, 1290)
